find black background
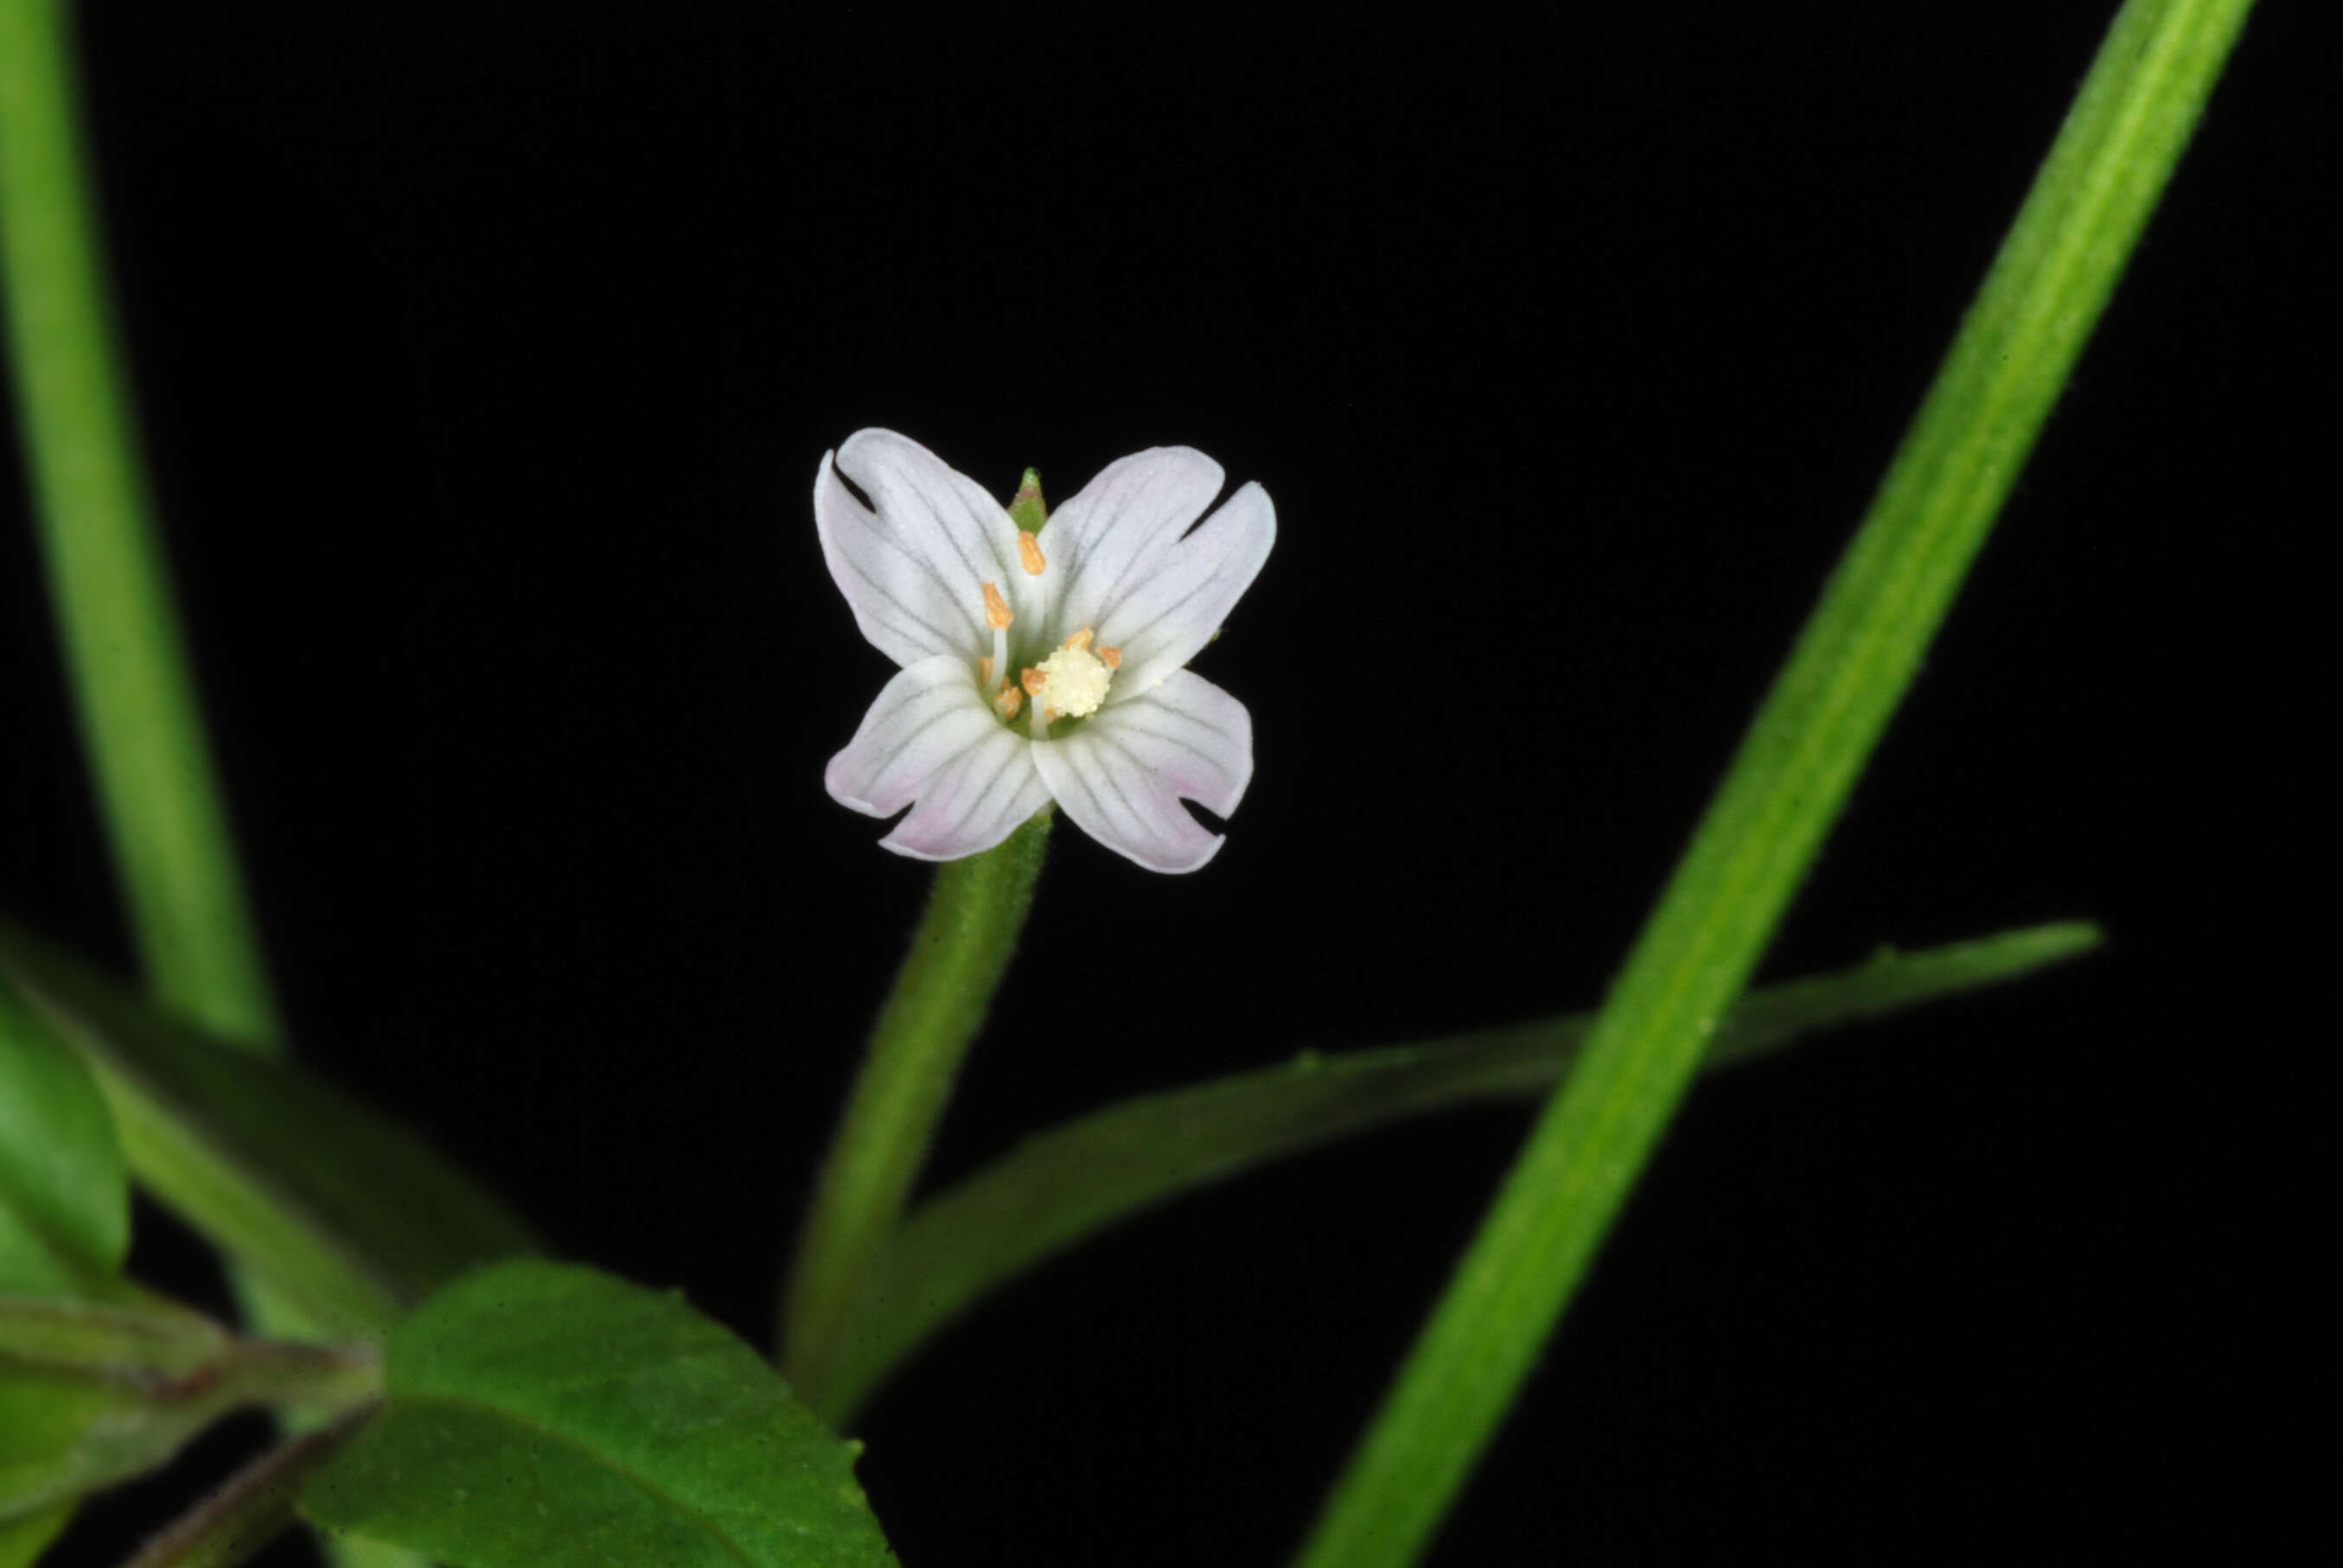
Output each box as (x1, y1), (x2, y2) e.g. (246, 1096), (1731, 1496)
(1, 4), (2306, 1564)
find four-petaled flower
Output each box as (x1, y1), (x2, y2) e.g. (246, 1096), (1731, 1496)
(817, 430), (1274, 872)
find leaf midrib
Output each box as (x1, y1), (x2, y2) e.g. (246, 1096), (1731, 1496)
(380, 1386), (802, 1567)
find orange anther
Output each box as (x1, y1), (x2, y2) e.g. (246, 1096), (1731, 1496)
(982, 581), (1014, 628)
(1020, 666), (1048, 697)
(994, 685), (1022, 720)
(1061, 626), (1095, 651)
(1099, 645), (1122, 669)
(1017, 532), (1047, 576)
(978, 655), (994, 688)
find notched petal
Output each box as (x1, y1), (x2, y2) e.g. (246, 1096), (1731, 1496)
(1045, 447), (1229, 627)
(1030, 670), (1254, 873)
(827, 654), (1050, 859)
(814, 430), (1033, 667)
(1078, 484), (1274, 702)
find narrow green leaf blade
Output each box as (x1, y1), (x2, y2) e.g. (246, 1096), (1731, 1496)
(1, 0), (281, 1056)
(0, 924), (537, 1336)
(828, 921), (2100, 1418)
(303, 1261), (897, 1568)
(1293, 5), (2251, 1564)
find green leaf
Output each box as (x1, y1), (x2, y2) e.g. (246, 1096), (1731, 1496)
(0, 923), (538, 1337)
(0, 1504), (72, 1568)
(0, 978), (129, 1297)
(1, 1293), (377, 1528)
(0, 1367), (240, 1526)
(827, 921), (2101, 1418)
(303, 1261), (897, 1567)
(1, 975), (134, 1541)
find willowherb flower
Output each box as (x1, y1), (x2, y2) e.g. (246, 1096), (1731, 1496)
(817, 429), (1274, 872)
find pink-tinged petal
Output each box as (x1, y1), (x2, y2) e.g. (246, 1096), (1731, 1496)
(827, 655), (1049, 861)
(1045, 446), (1227, 629)
(815, 430), (1035, 668)
(1029, 670), (1253, 873)
(1044, 451), (1273, 699)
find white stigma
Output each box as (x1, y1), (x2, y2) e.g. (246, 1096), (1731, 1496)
(1031, 643), (1113, 723)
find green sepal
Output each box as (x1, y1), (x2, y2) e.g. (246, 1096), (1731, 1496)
(1008, 466), (1048, 532)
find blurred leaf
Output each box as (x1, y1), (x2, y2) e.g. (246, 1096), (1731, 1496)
(0, 978), (128, 1297)
(0, 1504), (72, 1568)
(303, 1261), (897, 1567)
(0, 977), (135, 1542)
(827, 921), (2103, 1418)
(0, 1365), (242, 1524)
(0, 923), (538, 1337)
(2, 1295), (377, 1529)
(0, 1291), (223, 1379)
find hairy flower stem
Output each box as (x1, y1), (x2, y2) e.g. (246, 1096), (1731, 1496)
(782, 812), (1053, 1411)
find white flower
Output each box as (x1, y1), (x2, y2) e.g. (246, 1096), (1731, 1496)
(817, 429), (1274, 873)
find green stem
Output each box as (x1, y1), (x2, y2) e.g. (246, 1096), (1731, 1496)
(118, 1401), (377, 1568)
(0, 1290), (380, 1410)
(0, 0), (282, 1052)
(0, 1291), (226, 1377)
(781, 812), (1053, 1405)
(1290, 4), (2252, 1565)
(3, 15), (413, 1565)
(0, 0), (341, 1347)
(209, 1336), (382, 1412)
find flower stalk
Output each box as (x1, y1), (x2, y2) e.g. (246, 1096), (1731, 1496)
(781, 810), (1054, 1405)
